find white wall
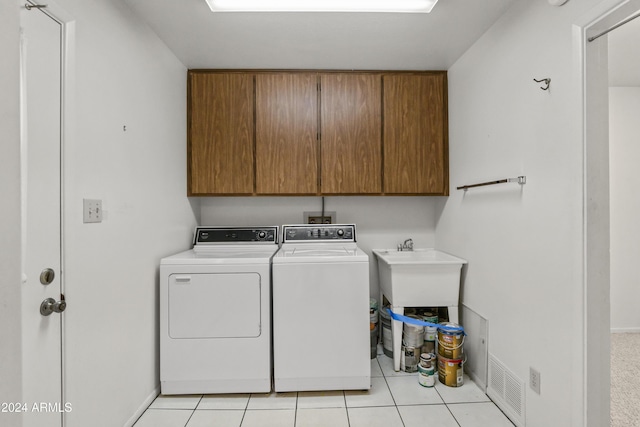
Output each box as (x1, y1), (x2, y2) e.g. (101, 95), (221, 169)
(435, 0), (601, 426)
(200, 196), (438, 299)
(610, 87), (640, 332)
(25, 0), (198, 426)
(0, 1), (23, 426)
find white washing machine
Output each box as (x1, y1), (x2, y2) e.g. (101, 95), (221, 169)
(272, 224), (371, 392)
(159, 226), (279, 394)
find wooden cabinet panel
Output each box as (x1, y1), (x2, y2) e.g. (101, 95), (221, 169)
(320, 74), (382, 194)
(187, 70), (448, 197)
(383, 73), (448, 195)
(255, 73), (318, 195)
(188, 73), (254, 195)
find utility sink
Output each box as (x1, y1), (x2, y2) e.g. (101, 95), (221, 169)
(373, 249), (467, 307)
(373, 248), (467, 266)
(373, 248), (467, 371)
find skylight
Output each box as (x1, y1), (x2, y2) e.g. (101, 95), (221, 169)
(204, 0), (439, 13)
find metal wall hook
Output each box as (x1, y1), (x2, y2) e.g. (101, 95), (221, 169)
(533, 78), (550, 91)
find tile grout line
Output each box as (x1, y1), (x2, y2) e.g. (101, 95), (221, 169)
(378, 356), (407, 427)
(433, 372), (462, 427)
(181, 395), (204, 427)
(443, 403), (463, 427)
(192, 394), (204, 410)
(342, 389), (351, 427)
(238, 393), (252, 426)
(435, 382), (480, 427)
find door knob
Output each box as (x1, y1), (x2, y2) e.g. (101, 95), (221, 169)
(40, 297), (67, 316)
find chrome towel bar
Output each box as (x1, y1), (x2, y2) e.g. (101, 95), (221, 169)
(457, 176), (526, 191)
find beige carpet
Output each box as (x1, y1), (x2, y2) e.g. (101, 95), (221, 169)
(611, 333), (640, 427)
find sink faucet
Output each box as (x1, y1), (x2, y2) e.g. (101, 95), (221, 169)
(398, 238), (414, 251)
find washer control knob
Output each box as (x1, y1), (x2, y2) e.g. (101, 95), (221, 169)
(337, 229), (344, 237)
(258, 231), (266, 239)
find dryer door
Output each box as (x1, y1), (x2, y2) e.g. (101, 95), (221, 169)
(168, 273), (261, 338)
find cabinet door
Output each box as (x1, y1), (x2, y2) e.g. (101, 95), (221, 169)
(255, 73), (318, 195)
(383, 73), (448, 195)
(320, 74), (382, 194)
(188, 73), (254, 195)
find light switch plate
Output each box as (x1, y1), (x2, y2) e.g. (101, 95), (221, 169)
(83, 199), (102, 223)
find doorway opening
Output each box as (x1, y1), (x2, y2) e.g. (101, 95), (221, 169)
(607, 8), (640, 427)
(580, 1), (640, 426)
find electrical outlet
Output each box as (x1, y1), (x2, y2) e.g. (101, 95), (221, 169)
(304, 211), (336, 224)
(530, 367), (541, 394)
(308, 216), (332, 224)
(83, 199), (103, 223)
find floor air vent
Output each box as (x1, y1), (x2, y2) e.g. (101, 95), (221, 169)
(487, 354), (526, 426)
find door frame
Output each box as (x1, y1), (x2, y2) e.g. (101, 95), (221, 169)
(574, 0), (640, 426)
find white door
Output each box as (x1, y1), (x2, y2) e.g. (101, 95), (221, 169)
(20, 3), (65, 426)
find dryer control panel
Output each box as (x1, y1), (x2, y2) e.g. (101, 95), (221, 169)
(194, 227), (278, 245)
(282, 224), (356, 243)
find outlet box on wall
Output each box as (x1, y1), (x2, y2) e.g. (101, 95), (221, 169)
(304, 211), (336, 224)
(530, 367), (541, 394)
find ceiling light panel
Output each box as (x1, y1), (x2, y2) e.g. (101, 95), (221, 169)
(205, 0), (438, 13)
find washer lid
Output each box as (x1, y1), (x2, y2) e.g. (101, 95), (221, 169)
(161, 246), (279, 265)
(273, 244), (369, 263)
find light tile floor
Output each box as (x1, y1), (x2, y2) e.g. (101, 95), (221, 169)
(134, 351), (515, 427)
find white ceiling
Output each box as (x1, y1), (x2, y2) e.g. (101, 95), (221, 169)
(120, 0), (518, 70)
(609, 15), (640, 87)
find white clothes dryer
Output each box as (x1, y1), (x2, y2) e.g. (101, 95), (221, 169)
(272, 224), (370, 392)
(159, 226), (279, 394)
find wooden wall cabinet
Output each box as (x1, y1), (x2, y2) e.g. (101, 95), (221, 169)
(383, 73), (448, 195)
(254, 72), (382, 195)
(320, 73), (382, 194)
(187, 70), (448, 196)
(255, 73), (318, 195)
(188, 72), (254, 195)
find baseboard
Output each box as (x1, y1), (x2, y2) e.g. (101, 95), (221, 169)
(611, 327), (640, 333)
(123, 385), (160, 427)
